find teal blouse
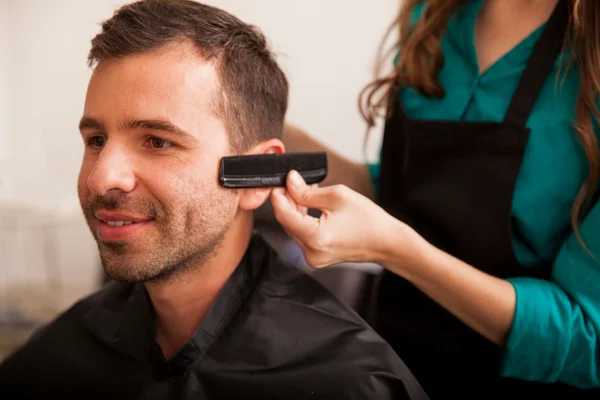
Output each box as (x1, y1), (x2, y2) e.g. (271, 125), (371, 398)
(369, 0), (600, 388)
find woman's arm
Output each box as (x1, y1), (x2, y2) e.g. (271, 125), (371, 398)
(499, 202), (600, 388)
(379, 226), (517, 346)
(282, 123), (375, 199)
(364, 196), (600, 389)
(385, 202), (600, 388)
(271, 170), (600, 389)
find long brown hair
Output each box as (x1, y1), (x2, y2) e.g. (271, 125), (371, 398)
(360, 0), (599, 252)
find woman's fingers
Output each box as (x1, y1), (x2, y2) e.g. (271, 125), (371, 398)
(271, 188), (320, 240)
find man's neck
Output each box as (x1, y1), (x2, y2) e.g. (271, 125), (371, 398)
(145, 212), (253, 360)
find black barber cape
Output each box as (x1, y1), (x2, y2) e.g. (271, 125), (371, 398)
(0, 234), (428, 400)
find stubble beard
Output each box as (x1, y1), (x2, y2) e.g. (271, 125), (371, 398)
(84, 189), (237, 285)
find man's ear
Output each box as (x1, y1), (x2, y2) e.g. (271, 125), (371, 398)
(238, 138), (285, 211)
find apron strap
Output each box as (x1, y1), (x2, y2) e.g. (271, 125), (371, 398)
(503, 0), (569, 128)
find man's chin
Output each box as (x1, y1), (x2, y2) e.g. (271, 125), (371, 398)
(99, 245), (162, 283)
(101, 261), (161, 283)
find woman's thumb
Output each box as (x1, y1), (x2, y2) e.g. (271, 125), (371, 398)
(286, 170), (332, 210)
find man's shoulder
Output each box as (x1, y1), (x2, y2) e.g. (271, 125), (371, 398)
(255, 244), (375, 333)
(2, 281), (134, 355)
(0, 281), (138, 396)
(43, 280), (137, 329)
(220, 239), (429, 399)
(252, 257), (390, 362)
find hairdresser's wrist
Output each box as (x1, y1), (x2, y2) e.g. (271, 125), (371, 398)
(374, 218), (431, 279)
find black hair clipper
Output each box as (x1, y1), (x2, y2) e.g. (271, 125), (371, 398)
(219, 152), (327, 188)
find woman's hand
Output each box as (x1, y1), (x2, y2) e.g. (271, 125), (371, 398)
(270, 170), (423, 269)
(270, 170), (517, 346)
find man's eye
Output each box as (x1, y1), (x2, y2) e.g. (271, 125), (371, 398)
(148, 137), (173, 149)
(87, 136), (106, 148)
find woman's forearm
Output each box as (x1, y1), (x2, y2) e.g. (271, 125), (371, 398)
(380, 223), (517, 346)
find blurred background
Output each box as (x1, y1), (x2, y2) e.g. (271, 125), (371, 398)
(0, 0), (397, 360)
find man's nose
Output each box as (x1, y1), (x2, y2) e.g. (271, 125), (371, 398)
(86, 145), (136, 196)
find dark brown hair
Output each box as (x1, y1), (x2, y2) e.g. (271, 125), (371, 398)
(89, 0), (289, 151)
(360, 0), (599, 252)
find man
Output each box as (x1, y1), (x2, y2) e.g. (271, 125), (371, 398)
(0, 1), (428, 399)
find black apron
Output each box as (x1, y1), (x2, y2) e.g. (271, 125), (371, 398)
(375, 1), (598, 398)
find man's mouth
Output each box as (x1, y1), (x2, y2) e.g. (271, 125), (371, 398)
(94, 210), (154, 242)
(95, 210), (152, 223)
(102, 220), (137, 227)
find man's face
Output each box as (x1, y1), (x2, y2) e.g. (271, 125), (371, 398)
(78, 42), (238, 283)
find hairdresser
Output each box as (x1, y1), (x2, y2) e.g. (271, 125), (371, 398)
(270, 0), (600, 398)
